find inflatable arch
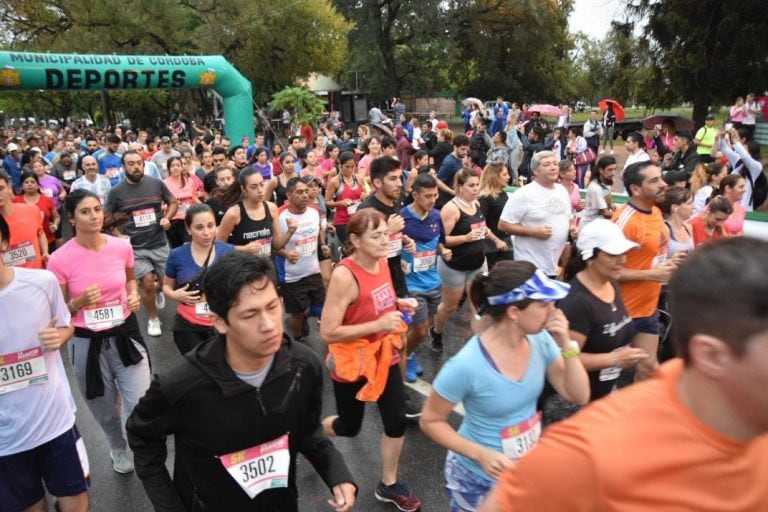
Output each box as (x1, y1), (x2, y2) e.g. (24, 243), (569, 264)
(0, 51), (254, 143)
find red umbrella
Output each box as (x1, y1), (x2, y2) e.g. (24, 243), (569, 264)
(599, 99), (625, 121)
(528, 104), (564, 117)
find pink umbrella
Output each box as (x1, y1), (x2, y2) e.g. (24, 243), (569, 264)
(528, 104), (564, 117)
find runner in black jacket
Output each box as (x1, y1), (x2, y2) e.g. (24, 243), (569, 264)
(127, 252), (356, 512)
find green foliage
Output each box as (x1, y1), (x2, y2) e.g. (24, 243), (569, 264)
(269, 86), (326, 126)
(628, 0), (768, 125)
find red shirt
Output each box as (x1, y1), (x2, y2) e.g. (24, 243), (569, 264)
(13, 194), (56, 244)
(339, 257), (397, 340)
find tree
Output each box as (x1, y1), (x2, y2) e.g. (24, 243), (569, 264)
(628, 0), (768, 126)
(0, 0), (350, 121)
(269, 86), (326, 126)
(334, 0), (449, 101)
(446, 0), (576, 103)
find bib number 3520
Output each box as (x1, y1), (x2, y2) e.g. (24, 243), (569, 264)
(219, 434), (290, 499)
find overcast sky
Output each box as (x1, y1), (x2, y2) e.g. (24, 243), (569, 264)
(569, 0), (624, 40)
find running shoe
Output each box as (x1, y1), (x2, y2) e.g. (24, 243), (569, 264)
(110, 450), (134, 474)
(404, 391), (423, 420)
(155, 291), (166, 310)
(375, 481), (422, 512)
(429, 326), (443, 353)
(147, 317), (162, 337)
(405, 355), (422, 383)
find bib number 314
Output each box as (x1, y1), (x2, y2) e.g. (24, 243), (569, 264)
(219, 434), (290, 499)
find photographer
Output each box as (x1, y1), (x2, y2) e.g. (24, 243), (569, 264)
(163, 203), (234, 354)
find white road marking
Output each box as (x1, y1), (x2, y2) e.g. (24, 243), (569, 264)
(405, 379), (465, 417)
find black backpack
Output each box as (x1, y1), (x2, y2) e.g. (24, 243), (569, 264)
(740, 162), (768, 210)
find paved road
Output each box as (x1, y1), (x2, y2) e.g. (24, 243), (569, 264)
(65, 296), (476, 511)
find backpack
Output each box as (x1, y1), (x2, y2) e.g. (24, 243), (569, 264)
(740, 162), (768, 210)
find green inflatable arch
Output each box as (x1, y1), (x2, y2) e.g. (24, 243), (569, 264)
(0, 51), (254, 143)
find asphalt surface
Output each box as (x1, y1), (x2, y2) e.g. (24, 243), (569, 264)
(63, 294), (476, 512)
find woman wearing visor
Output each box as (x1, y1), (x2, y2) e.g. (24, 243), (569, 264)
(419, 261), (589, 511)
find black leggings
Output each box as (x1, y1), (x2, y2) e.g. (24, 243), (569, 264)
(331, 364), (406, 438)
(166, 219), (189, 248)
(173, 325), (216, 355)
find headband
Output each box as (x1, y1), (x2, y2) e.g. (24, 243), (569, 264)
(487, 270), (570, 306)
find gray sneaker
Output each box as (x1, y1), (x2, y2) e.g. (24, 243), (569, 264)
(110, 450), (134, 474)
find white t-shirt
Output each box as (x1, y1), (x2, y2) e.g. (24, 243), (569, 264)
(277, 207), (321, 283)
(500, 182), (571, 276)
(582, 179), (611, 226)
(623, 150), (650, 171)
(0, 268), (76, 456)
(693, 185), (713, 215)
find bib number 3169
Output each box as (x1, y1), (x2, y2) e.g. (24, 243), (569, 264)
(219, 434), (290, 499)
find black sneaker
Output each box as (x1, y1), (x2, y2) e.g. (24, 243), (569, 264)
(429, 326), (443, 353)
(404, 392), (422, 420)
(375, 481), (422, 511)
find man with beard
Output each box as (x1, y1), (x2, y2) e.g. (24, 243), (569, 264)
(582, 156), (618, 225)
(94, 134), (123, 186)
(85, 136), (100, 156)
(106, 151), (177, 337)
(612, 161), (685, 382)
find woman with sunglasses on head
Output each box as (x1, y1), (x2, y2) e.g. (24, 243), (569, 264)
(47, 189), (150, 475)
(162, 203), (234, 355)
(420, 261), (589, 511)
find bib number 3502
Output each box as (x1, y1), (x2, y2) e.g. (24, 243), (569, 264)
(219, 434), (290, 498)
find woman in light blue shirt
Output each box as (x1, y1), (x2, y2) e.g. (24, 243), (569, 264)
(420, 261), (589, 512)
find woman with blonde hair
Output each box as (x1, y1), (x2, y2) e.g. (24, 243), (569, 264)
(691, 162), (728, 214)
(478, 162), (513, 269)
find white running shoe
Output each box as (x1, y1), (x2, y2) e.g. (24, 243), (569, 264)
(147, 317), (162, 337)
(111, 450), (134, 474)
(155, 292), (166, 310)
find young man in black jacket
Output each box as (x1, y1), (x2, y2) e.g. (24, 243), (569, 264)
(127, 252), (356, 512)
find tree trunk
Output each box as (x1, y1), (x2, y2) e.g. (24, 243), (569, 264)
(100, 91), (111, 129)
(369, 0), (401, 99)
(691, 88), (710, 129)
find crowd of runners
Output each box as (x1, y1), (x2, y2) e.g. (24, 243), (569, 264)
(1, 109), (767, 512)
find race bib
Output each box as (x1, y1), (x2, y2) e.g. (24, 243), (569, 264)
(41, 188), (54, 198)
(387, 233), (403, 258)
(257, 239), (272, 257)
(295, 236), (318, 257)
(177, 203), (190, 215)
(83, 304), (125, 330)
(500, 412), (542, 461)
(106, 168), (120, 178)
(2, 241), (37, 267)
(219, 434), (290, 499)
(133, 208), (157, 227)
(413, 250), (437, 272)
(63, 170), (76, 181)
(320, 215), (328, 230)
(0, 347), (49, 395)
(471, 221), (487, 239)
(195, 301), (211, 317)
(599, 365), (622, 382)
(347, 201), (361, 214)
